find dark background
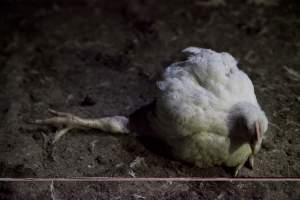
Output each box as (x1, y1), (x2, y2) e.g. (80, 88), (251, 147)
(0, 0), (299, 199)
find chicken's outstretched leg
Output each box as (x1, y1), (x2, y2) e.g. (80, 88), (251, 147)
(30, 109), (130, 143)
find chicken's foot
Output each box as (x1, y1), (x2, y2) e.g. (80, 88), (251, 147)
(234, 160), (247, 177)
(30, 109), (130, 143)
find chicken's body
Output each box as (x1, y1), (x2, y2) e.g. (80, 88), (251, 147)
(149, 47), (268, 169)
(32, 47), (268, 176)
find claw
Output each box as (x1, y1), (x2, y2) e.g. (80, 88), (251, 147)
(31, 119), (45, 124)
(248, 155), (254, 169)
(53, 126), (74, 143)
(30, 117), (68, 126)
(234, 167), (240, 177)
(48, 109), (71, 117)
(234, 161), (246, 177)
(26, 119), (42, 124)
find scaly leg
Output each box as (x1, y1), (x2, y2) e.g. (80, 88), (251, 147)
(30, 109), (130, 143)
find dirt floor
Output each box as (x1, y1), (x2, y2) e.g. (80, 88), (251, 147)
(0, 0), (299, 199)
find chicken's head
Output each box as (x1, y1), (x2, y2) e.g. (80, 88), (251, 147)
(228, 102), (268, 154)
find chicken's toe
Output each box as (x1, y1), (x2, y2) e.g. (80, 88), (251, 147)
(234, 161), (246, 177)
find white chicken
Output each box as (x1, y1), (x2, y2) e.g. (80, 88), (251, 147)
(32, 47), (268, 176)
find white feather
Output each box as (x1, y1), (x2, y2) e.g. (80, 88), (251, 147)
(151, 47), (268, 168)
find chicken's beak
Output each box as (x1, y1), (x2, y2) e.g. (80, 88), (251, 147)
(251, 121), (261, 154)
